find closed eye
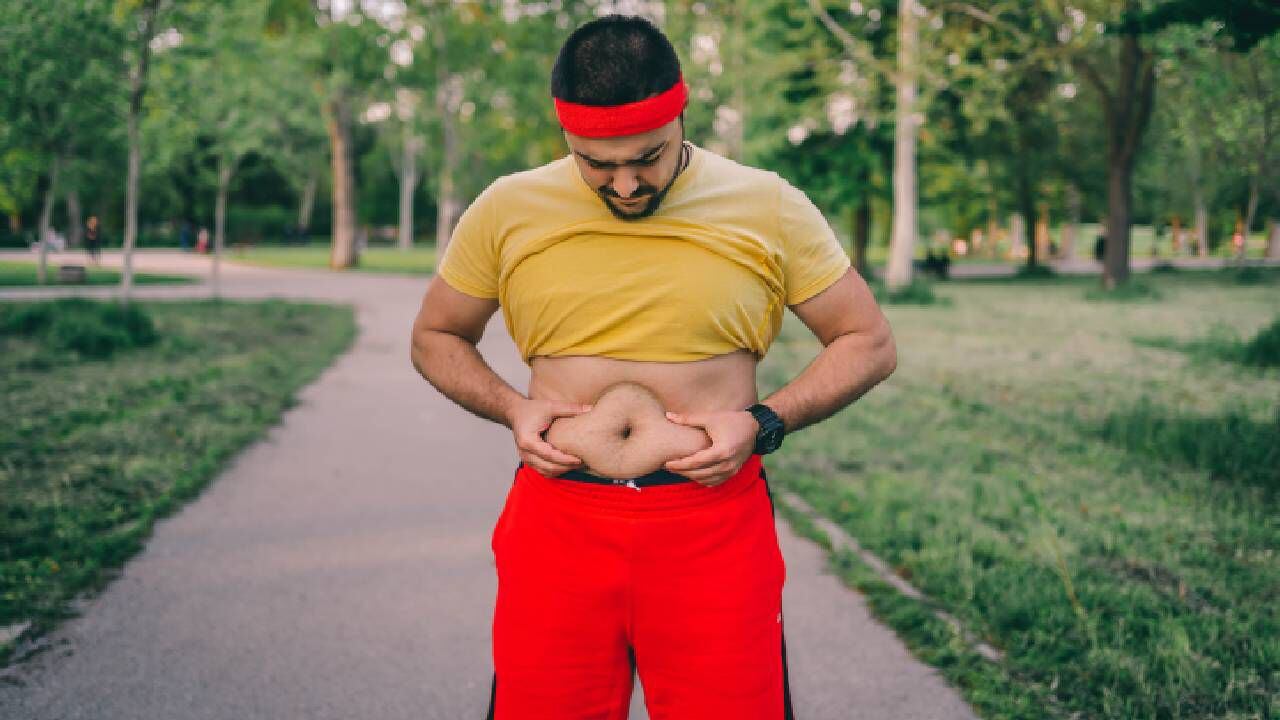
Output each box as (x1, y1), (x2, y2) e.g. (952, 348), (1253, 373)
(587, 155), (660, 170)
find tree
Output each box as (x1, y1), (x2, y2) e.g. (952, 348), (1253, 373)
(167, 0), (289, 296)
(0, 0), (120, 283)
(267, 0), (386, 269)
(116, 0), (175, 302)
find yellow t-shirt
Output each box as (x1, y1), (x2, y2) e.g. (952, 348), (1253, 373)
(436, 144), (851, 364)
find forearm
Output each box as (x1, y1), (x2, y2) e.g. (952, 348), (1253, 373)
(761, 326), (896, 434)
(410, 329), (524, 429)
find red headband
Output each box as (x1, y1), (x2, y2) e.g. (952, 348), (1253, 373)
(554, 76), (688, 138)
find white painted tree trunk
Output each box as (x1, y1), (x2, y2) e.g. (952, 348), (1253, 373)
(885, 0), (918, 291)
(1267, 220), (1280, 259)
(298, 173), (316, 234)
(213, 159), (232, 299)
(434, 76), (461, 255)
(37, 155), (61, 285)
(398, 130), (421, 251)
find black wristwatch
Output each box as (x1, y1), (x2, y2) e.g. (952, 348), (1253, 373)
(746, 403), (786, 455)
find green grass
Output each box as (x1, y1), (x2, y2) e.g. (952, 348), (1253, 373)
(0, 298), (356, 666)
(0, 260), (194, 287)
(225, 245), (437, 274)
(760, 268), (1279, 719)
(846, 224), (1276, 264)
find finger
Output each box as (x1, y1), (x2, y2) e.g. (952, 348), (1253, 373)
(664, 411), (707, 428)
(664, 447), (725, 472)
(520, 451), (579, 478)
(680, 462), (733, 483)
(531, 438), (584, 467)
(552, 403), (593, 418)
(519, 433), (583, 466)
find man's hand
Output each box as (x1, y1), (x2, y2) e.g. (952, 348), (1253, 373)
(508, 398), (593, 477)
(661, 410), (758, 487)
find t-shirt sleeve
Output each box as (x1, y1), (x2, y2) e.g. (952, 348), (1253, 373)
(436, 181), (501, 299)
(776, 177), (852, 305)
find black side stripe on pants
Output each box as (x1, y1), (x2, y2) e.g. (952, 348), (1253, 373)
(485, 673), (496, 720)
(761, 465), (796, 719)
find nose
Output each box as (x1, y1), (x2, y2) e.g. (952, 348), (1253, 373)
(611, 170), (640, 199)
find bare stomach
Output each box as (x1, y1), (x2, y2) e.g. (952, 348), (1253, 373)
(532, 350), (759, 479)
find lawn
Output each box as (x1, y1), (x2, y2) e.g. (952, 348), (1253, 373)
(0, 260), (194, 287)
(760, 266), (1279, 719)
(224, 244), (437, 274)
(0, 298), (356, 667)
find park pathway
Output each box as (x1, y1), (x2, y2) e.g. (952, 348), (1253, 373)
(0, 250), (977, 720)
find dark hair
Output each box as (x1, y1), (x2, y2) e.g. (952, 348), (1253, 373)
(551, 15), (682, 106)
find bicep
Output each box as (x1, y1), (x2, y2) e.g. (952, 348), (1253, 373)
(412, 275), (500, 346)
(787, 268), (888, 347)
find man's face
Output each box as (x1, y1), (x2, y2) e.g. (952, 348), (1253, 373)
(564, 118), (684, 220)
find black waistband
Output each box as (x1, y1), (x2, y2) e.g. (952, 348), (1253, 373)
(521, 462), (694, 487)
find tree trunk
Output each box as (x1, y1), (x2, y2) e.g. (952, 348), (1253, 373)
(1062, 184), (1080, 259)
(885, 0), (918, 291)
(852, 199), (871, 277)
(986, 194), (999, 259)
(1014, 139), (1037, 266)
(121, 0), (160, 305)
(1076, 14), (1156, 290)
(398, 129), (420, 251)
(66, 188), (82, 248)
(1103, 153), (1134, 288)
(1243, 172), (1260, 243)
(434, 70), (462, 256)
(1194, 195), (1208, 257)
(326, 93), (358, 269)
(1009, 213), (1026, 260)
(213, 158), (232, 299)
(298, 173), (316, 234)
(37, 155), (61, 285)
(1266, 219), (1280, 260)
(1035, 204), (1050, 262)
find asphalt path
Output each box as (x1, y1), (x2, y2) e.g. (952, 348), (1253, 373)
(0, 250), (977, 719)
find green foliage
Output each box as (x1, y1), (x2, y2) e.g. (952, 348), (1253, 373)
(1241, 315), (1280, 367)
(0, 298), (157, 359)
(1097, 396), (1279, 493)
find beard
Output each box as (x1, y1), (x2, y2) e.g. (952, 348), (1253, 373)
(595, 142), (687, 221)
(597, 182), (671, 220)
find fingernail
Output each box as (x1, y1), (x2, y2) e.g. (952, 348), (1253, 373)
(665, 412), (675, 419)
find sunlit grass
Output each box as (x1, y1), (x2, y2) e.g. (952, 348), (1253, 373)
(0, 260), (193, 287)
(224, 244), (437, 274)
(760, 268), (1279, 718)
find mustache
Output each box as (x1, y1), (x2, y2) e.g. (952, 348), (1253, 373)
(597, 185), (658, 199)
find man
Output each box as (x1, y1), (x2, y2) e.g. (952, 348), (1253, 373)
(410, 15), (896, 719)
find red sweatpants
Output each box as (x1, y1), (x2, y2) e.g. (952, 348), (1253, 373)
(487, 453), (794, 719)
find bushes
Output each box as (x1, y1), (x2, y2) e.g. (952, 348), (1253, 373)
(1242, 316), (1280, 368)
(0, 298), (158, 359)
